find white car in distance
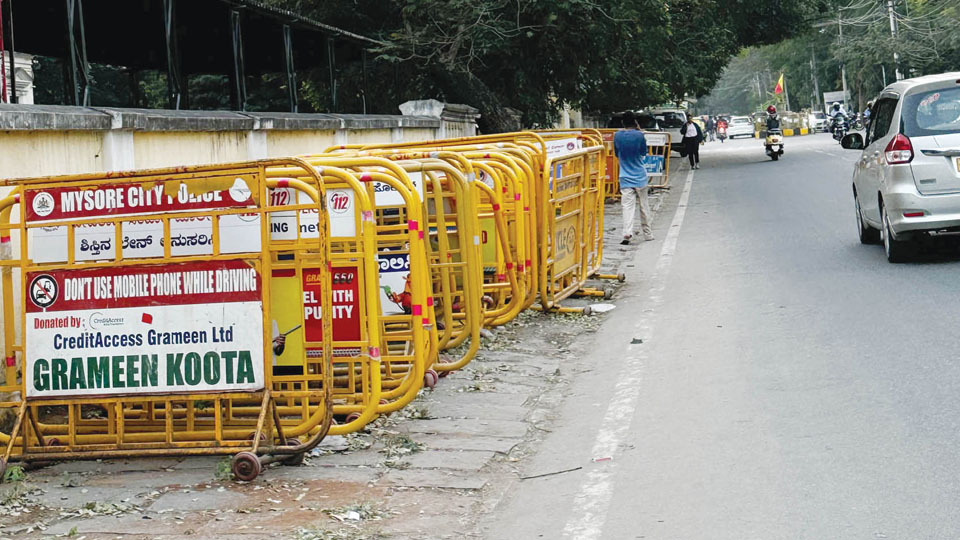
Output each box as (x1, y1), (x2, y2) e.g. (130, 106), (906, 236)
(726, 116), (755, 139)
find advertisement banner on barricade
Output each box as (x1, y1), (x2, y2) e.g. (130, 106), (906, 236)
(24, 179), (256, 223)
(554, 214), (579, 274)
(26, 180), (262, 263)
(377, 252), (412, 316)
(24, 260), (265, 398)
(270, 265), (361, 364)
(642, 155), (665, 175)
(643, 132), (669, 181)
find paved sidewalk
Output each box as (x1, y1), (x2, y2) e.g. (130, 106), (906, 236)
(0, 172), (680, 540)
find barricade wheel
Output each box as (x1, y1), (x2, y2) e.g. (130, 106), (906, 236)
(603, 288), (614, 300)
(424, 369), (439, 389)
(617, 273), (626, 282)
(0, 458), (6, 481)
(582, 306), (593, 316)
(46, 438), (61, 447)
(282, 439), (305, 466)
(231, 452), (261, 481)
(345, 412), (362, 424)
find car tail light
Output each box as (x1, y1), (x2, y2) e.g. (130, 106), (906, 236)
(885, 133), (914, 164)
(903, 211), (924, 218)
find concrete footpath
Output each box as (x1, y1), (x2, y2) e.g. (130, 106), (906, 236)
(0, 166), (682, 540)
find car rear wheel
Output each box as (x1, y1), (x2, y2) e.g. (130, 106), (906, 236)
(855, 192), (880, 244)
(881, 202), (911, 263)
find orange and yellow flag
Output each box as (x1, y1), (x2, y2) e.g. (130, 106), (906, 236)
(774, 73), (784, 95)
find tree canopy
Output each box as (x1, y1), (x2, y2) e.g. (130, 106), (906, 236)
(271, 0), (830, 130)
(699, 0), (960, 116)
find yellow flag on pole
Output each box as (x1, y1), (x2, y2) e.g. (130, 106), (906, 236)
(774, 73), (784, 95)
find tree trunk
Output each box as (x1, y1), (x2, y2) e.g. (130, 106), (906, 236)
(429, 66), (521, 133)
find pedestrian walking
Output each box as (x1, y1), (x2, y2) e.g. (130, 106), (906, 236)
(682, 114), (703, 169)
(614, 111), (654, 245)
(706, 116), (717, 142)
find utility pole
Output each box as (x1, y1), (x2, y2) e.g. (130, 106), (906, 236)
(887, 0), (903, 80)
(755, 72), (762, 111)
(838, 12), (849, 108)
(783, 75), (791, 112)
(810, 49), (821, 110)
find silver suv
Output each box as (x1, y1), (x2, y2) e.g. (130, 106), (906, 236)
(842, 72), (960, 262)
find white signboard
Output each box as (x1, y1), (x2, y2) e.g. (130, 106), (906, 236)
(25, 260), (265, 398)
(545, 137), (583, 159)
(643, 132), (670, 147)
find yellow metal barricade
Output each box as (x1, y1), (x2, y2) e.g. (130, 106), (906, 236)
(643, 131), (672, 189)
(326, 130), (621, 315)
(0, 160), (344, 481)
(330, 140), (542, 323)
(536, 145), (604, 311)
(265, 163), (434, 432)
(601, 129), (621, 200)
(306, 153), (483, 374)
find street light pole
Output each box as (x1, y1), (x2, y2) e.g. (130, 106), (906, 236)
(810, 49), (821, 110)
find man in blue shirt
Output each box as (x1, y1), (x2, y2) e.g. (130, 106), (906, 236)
(614, 112), (654, 245)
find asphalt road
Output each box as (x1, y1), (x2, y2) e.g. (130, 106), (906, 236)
(483, 133), (960, 539)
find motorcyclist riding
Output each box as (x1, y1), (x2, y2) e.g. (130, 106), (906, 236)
(764, 105), (784, 161)
(829, 101), (849, 139)
(765, 105), (781, 130)
(830, 101), (846, 118)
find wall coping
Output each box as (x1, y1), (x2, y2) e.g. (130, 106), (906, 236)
(0, 104), (441, 132)
(399, 99), (480, 124)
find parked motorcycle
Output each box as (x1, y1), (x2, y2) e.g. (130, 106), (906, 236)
(765, 129), (784, 161)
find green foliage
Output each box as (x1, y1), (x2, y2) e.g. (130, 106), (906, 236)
(270, 0), (828, 131)
(2, 464), (25, 484)
(702, 0), (960, 116)
(215, 457), (233, 481)
(26, 0), (830, 130)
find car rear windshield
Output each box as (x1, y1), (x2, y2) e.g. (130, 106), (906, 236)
(656, 113), (685, 128)
(903, 86), (960, 137)
(732, 118), (750, 124)
(638, 116), (658, 129)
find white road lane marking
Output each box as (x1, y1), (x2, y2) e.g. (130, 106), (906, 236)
(561, 167), (696, 540)
(816, 148), (860, 163)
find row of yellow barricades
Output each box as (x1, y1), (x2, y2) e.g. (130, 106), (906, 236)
(0, 129), (628, 481)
